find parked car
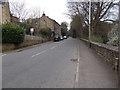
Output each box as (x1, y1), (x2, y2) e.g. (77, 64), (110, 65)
(60, 36), (64, 40)
(53, 35), (60, 41)
(63, 36), (67, 39)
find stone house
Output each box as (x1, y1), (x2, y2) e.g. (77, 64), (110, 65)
(27, 18), (40, 28)
(0, 0), (11, 24)
(27, 13), (61, 36)
(39, 13), (61, 35)
(11, 16), (20, 23)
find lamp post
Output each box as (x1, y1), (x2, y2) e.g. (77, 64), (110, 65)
(89, 0), (91, 48)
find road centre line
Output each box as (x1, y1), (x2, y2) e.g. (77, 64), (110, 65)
(51, 46), (55, 49)
(32, 50), (47, 58)
(50, 46), (57, 50)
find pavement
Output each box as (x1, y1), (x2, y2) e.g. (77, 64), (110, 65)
(76, 40), (118, 88)
(2, 38), (118, 88)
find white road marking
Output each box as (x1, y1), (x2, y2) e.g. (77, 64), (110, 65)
(50, 46), (55, 49)
(1, 54), (7, 57)
(76, 60), (79, 82)
(32, 50), (47, 58)
(74, 41), (80, 88)
(50, 46), (57, 50)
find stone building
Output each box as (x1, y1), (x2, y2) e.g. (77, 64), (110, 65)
(0, 0), (11, 24)
(39, 13), (61, 35)
(27, 18), (40, 28)
(11, 16), (20, 23)
(27, 13), (61, 35)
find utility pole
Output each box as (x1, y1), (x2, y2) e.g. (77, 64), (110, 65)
(89, 0), (91, 48)
(118, 1), (120, 89)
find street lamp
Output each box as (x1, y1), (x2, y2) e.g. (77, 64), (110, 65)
(89, 0), (91, 48)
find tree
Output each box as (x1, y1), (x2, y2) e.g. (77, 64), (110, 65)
(70, 15), (84, 38)
(9, 1), (29, 22)
(61, 22), (68, 36)
(28, 6), (41, 19)
(67, 1), (119, 42)
(107, 23), (118, 46)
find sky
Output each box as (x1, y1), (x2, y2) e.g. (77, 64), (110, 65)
(8, 0), (71, 26)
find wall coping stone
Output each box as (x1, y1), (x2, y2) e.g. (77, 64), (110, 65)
(81, 38), (118, 52)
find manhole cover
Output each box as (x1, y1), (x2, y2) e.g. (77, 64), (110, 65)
(70, 59), (78, 62)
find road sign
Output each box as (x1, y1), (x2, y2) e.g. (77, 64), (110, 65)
(30, 28), (34, 33)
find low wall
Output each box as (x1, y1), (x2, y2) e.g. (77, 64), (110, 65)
(2, 39), (50, 52)
(81, 39), (119, 71)
(24, 35), (41, 40)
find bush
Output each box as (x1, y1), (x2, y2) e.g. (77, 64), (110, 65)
(18, 22), (33, 35)
(2, 22), (25, 44)
(0, 24), (2, 43)
(92, 35), (103, 43)
(39, 27), (52, 38)
(107, 24), (118, 46)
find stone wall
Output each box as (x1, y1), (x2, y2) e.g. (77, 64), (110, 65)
(2, 39), (50, 52)
(24, 35), (41, 40)
(81, 39), (119, 71)
(2, 35), (50, 52)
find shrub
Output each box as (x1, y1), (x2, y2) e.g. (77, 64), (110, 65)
(0, 24), (2, 43)
(39, 27), (52, 38)
(18, 22), (33, 35)
(107, 24), (118, 46)
(92, 35), (103, 43)
(2, 22), (25, 44)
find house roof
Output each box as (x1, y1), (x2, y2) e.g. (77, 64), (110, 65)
(41, 14), (60, 26)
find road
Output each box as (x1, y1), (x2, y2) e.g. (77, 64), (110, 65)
(2, 38), (78, 88)
(2, 38), (118, 88)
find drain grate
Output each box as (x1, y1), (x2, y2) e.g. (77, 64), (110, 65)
(70, 58), (78, 62)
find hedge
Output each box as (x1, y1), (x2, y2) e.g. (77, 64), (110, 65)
(2, 22), (25, 44)
(39, 27), (52, 38)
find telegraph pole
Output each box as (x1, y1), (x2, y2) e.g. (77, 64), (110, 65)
(118, 1), (120, 89)
(89, 0), (91, 48)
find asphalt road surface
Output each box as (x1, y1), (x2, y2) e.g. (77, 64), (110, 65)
(2, 38), (118, 88)
(2, 38), (78, 88)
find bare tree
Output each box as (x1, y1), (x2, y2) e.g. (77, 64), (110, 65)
(67, 1), (119, 38)
(9, 1), (29, 22)
(28, 6), (41, 19)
